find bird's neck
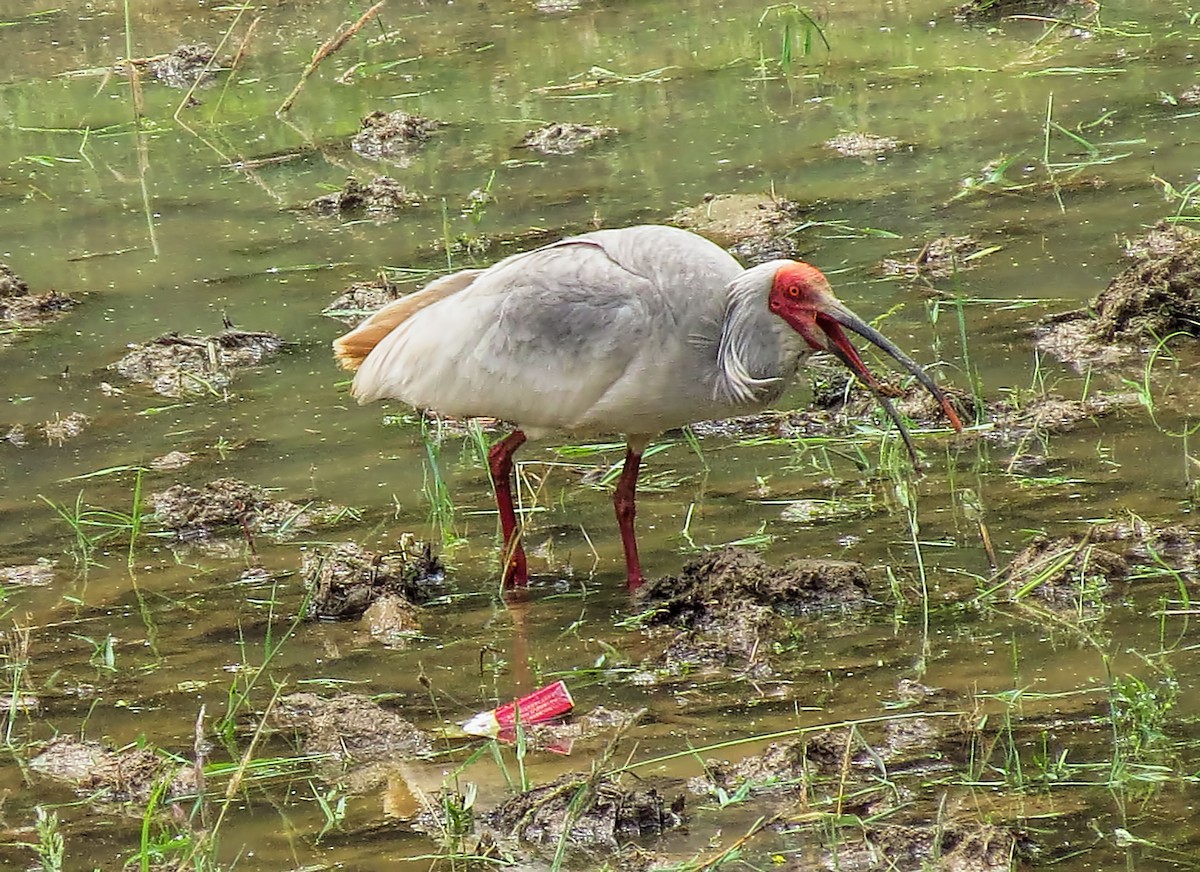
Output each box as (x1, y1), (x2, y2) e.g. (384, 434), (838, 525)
(715, 270), (809, 407)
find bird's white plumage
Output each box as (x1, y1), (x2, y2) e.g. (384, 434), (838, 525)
(352, 225), (800, 436)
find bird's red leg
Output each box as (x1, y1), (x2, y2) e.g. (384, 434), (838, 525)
(488, 430), (528, 587)
(613, 445), (646, 591)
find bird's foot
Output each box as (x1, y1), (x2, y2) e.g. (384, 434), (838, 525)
(501, 549), (529, 588)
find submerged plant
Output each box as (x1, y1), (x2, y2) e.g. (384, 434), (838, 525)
(31, 806), (65, 872)
(952, 98), (1142, 210)
(1109, 672), (1177, 762)
(756, 4), (830, 74)
(40, 467), (151, 569)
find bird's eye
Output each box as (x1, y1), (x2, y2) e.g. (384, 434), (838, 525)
(787, 284), (801, 298)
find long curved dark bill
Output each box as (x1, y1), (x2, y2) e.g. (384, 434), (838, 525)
(816, 305), (964, 465)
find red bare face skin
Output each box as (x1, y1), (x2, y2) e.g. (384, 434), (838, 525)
(767, 263), (883, 388)
(767, 261), (965, 438)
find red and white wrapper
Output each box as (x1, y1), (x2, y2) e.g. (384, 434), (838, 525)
(461, 680), (574, 738)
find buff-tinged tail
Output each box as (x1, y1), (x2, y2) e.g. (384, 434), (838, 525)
(332, 269), (484, 372)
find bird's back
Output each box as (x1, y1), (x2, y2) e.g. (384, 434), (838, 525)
(337, 225), (749, 435)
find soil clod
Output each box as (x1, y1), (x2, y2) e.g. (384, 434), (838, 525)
(351, 110), (444, 162)
(30, 736), (196, 805)
(953, 0), (1096, 21)
(150, 477), (347, 539)
(150, 450), (193, 471)
(700, 730), (857, 796)
(822, 822), (1021, 872)
(39, 411), (91, 445)
(519, 122), (617, 155)
(1037, 223), (1200, 367)
(0, 263), (77, 332)
(639, 547), (870, 626)
(307, 176), (424, 218)
(322, 277), (403, 324)
(825, 132), (902, 158)
(1002, 518), (1200, 607)
(0, 558), (56, 586)
(111, 328), (283, 398)
(988, 392), (1130, 442)
(362, 594), (423, 645)
(147, 43), (216, 89)
(301, 539), (441, 621)
(486, 772), (685, 848)
(879, 235), (992, 280)
(634, 547), (870, 673)
(271, 692), (432, 760)
(671, 194), (806, 264)
(499, 706), (646, 754)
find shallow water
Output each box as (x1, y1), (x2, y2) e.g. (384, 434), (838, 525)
(2, 0), (1200, 869)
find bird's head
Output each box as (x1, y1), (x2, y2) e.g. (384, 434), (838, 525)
(767, 261), (964, 458)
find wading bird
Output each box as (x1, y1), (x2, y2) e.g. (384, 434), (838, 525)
(334, 225), (962, 590)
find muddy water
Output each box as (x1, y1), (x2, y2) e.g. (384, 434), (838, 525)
(2, 0), (1200, 869)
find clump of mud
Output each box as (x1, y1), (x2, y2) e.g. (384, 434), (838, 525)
(987, 391), (1132, 443)
(30, 736), (197, 805)
(1036, 222), (1200, 368)
(1120, 222), (1196, 260)
(351, 110), (444, 161)
(633, 547), (870, 674)
(150, 450), (193, 471)
(4, 410), (93, 449)
(640, 547), (870, 626)
(111, 328), (283, 398)
(146, 43), (216, 89)
(820, 373), (979, 432)
(698, 730), (860, 797)
(1002, 517), (1200, 608)
(0, 559), (56, 586)
(0, 263), (77, 331)
(271, 692), (432, 760)
(671, 194), (806, 264)
(697, 714), (959, 805)
(307, 176), (424, 218)
(500, 706), (646, 754)
(302, 539), (441, 621)
(322, 277), (402, 324)
(40, 411), (91, 445)
(486, 771), (685, 849)
(686, 720), (1023, 869)
(834, 822), (1021, 872)
(519, 122), (616, 155)
(825, 132), (902, 158)
(535, 0), (584, 12)
(788, 354), (973, 433)
(802, 353), (1138, 444)
(0, 263), (27, 297)
(879, 235), (993, 280)
(693, 362), (1129, 450)
(150, 478), (348, 539)
(954, 0), (1096, 21)
(360, 594), (423, 646)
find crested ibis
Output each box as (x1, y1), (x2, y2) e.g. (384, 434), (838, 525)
(334, 224), (962, 590)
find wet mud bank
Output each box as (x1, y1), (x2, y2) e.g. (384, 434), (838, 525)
(1037, 223), (1200, 369)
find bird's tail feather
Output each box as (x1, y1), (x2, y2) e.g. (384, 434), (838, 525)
(332, 269), (484, 371)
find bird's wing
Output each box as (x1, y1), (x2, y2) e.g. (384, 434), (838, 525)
(351, 238), (661, 430)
